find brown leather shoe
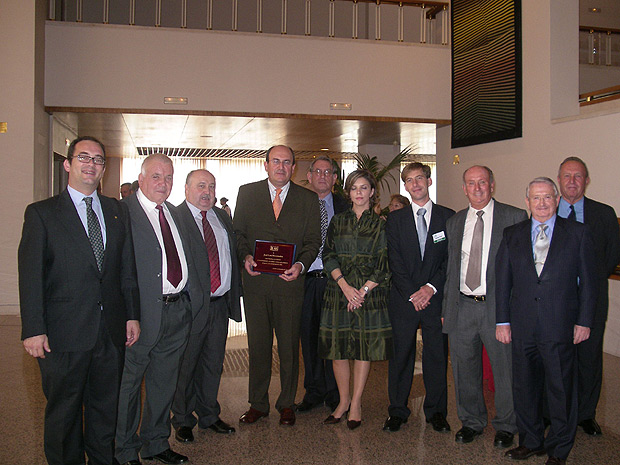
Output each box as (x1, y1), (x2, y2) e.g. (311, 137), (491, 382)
(545, 457), (566, 465)
(239, 407), (268, 424)
(279, 407), (296, 426)
(505, 445), (546, 460)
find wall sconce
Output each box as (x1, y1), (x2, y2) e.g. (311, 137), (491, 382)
(453, 154), (460, 165)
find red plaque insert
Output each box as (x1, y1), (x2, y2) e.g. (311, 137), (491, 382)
(253, 240), (297, 275)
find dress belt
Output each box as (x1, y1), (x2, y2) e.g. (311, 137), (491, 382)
(460, 292), (486, 302)
(307, 270), (328, 278)
(162, 291), (187, 303)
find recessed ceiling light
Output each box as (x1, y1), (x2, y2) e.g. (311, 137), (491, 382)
(330, 103), (352, 111)
(320, 148), (329, 151)
(588, 7), (601, 13)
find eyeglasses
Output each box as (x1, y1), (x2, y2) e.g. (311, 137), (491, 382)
(75, 154), (106, 165)
(310, 169), (334, 177)
(270, 158), (293, 166)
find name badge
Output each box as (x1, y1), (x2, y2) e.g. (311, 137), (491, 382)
(433, 231), (446, 243)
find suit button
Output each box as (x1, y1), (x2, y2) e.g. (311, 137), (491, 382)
(537, 279), (542, 284)
(535, 297), (540, 302)
(157, 273), (162, 278)
(97, 301), (102, 306)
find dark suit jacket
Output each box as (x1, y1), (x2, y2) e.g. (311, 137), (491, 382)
(387, 203), (455, 317)
(234, 179), (321, 297)
(124, 194), (203, 347)
(19, 189), (140, 351)
(333, 193), (350, 216)
(581, 197), (620, 324)
(176, 201), (242, 336)
(495, 217), (597, 342)
(442, 200), (528, 334)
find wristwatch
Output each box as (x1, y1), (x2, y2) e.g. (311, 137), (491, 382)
(363, 285), (370, 294)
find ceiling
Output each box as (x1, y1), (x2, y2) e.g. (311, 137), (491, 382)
(51, 111), (442, 160)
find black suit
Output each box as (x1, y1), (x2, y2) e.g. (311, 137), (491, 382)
(559, 197), (620, 422)
(300, 193), (349, 407)
(496, 216), (596, 460)
(172, 202), (242, 429)
(18, 189), (140, 465)
(386, 203), (455, 420)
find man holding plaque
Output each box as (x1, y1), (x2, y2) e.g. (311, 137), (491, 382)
(234, 145), (321, 427)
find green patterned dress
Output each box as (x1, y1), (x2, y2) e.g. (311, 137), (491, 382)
(318, 208), (393, 361)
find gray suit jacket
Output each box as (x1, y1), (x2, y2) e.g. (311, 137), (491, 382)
(125, 194), (203, 347)
(442, 200), (528, 334)
(177, 201), (242, 336)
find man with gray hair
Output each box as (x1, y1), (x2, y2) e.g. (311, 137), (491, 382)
(556, 157), (620, 436)
(496, 176), (596, 465)
(296, 155), (349, 413)
(116, 154), (203, 465)
(443, 165), (527, 448)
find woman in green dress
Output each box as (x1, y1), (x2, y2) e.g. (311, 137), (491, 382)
(318, 170), (392, 429)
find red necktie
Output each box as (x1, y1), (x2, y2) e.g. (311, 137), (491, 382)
(156, 205), (182, 287)
(201, 211), (221, 293)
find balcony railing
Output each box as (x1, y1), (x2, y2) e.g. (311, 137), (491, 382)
(579, 26), (620, 67)
(48, 0), (450, 45)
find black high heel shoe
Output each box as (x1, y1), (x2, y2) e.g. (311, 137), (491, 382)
(323, 408), (350, 425)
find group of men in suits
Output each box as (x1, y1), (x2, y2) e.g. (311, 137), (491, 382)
(20, 138), (242, 465)
(19, 136), (619, 465)
(377, 160), (618, 465)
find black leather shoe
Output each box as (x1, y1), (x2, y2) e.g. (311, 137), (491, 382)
(207, 418), (236, 434)
(494, 430), (514, 448)
(142, 449), (188, 464)
(579, 418), (602, 436)
(118, 461), (141, 465)
(455, 426), (482, 443)
(545, 457), (566, 465)
(295, 399), (320, 412)
(505, 445), (546, 460)
(426, 413), (450, 432)
(383, 416), (407, 432)
(175, 426), (194, 443)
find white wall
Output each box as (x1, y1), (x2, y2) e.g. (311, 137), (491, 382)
(45, 22), (451, 122)
(0, 0), (48, 314)
(436, 0), (620, 355)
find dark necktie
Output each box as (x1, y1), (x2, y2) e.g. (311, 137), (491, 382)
(317, 199), (328, 261)
(84, 197), (104, 272)
(156, 205), (182, 287)
(201, 211), (221, 293)
(465, 210), (484, 291)
(417, 208), (427, 259)
(567, 204), (576, 221)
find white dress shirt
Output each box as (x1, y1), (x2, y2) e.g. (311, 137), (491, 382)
(136, 189), (189, 294)
(186, 201), (232, 297)
(459, 198), (495, 295)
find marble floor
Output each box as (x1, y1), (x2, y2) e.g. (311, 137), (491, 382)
(1, 314), (619, 465)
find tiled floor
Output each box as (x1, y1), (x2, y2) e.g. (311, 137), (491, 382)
(1, 315), (619, 464)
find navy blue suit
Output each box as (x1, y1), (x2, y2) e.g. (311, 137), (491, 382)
(496, 216), (596, 459)
(386, 203), (455, 420)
